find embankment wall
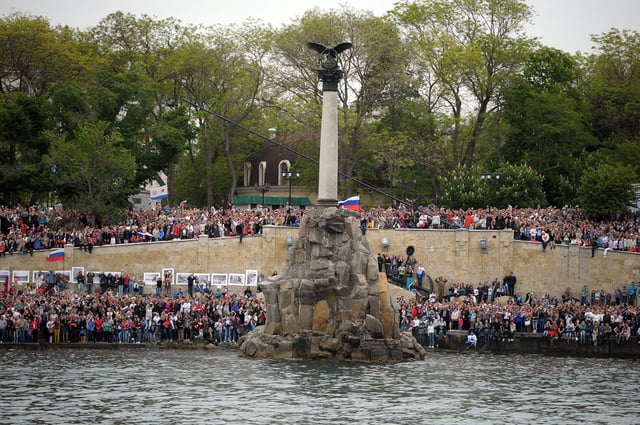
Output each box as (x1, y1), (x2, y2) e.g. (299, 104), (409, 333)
(2, 226), (639, 298)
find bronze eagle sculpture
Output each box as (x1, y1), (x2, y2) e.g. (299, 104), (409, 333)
(306, 42), (353, 58)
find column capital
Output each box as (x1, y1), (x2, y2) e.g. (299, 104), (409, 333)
(317, 68), (343, 92)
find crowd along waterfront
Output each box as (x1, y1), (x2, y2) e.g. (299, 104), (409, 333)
(3, 346), (638, 424)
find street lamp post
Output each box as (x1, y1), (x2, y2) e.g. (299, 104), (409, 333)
(281, 170), (300, 209)
(50, 164), (57, 207)
(254, 183), (271, 207)
(480, 173), (500, 207)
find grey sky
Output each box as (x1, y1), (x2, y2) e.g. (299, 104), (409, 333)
(1, 0), (639, 53)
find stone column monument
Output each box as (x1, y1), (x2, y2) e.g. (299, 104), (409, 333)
(239, 43), (425, 362)
(307, 41), (351, 208)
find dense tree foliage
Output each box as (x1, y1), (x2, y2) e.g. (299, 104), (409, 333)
(440, 162), (544, 209)
(576, 163), (637, 220)
(501, 47), (595, 206)
(46, 122), (136, 223)
(0, 4), (638, 220)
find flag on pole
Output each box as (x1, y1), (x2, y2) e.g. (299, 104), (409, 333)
(179, 200), (188, 207)
(337, 195), (361, 211)
(150, 185), (169, 201)
(46, 249), (65, 262)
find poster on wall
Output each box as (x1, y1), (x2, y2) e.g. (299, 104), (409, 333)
(161, 268), (174, 285)
(71, 267), (85, 283)
(33, 271), (48, 285)
(211, 273), (227, 288)
(144, 272), (160, 286)
(228, 273), (245, 286)
(195, 273), (210, 288)
(175, 272), (190, 286)
(12, 270), (29, 285)
(56, 270), (71, 282)
(245, 270), (258, 286)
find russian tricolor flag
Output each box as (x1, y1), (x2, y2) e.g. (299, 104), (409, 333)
(46, 249), (65, 262)
(338, 195), (361, 211)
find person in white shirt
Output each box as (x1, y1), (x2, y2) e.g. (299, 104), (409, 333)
(466, 330), (477, 349)
(427, 321), (435, 348)
(431, 214), (440, 229)
(181, 301), (191, 315)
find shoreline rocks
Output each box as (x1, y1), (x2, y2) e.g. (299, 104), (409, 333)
(239, 207), (425, 362)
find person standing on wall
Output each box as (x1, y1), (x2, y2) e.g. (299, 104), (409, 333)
(76, 271), (85, 294)
(164, 272), (172, 296)
(504, 272), (516, 297)
(86, 271), (94, 294)
(581, 284), (589, 306)
(187, 273), (196, 298)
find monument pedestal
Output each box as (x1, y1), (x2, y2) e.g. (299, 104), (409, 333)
(239, 207), (425, 362)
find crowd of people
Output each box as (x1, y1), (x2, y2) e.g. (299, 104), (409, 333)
(1, 202), (640, 349)
(396, 276), (640, 349)
(0, 282), (265, 345)
(1, 270), (639, 349)
(1, 203), (639, 255)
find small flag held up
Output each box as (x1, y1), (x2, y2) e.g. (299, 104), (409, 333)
(337, 195), (361, 211)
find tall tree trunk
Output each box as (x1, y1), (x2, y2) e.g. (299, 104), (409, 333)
(200, 118), (214, 207)
(223, 126), (237, 205)
(463, 100), (490, 168)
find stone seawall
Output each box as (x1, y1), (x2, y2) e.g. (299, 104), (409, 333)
(1, 226), (639, 299)
(3, 332), (637, 359)
(414, 330), (640, 359)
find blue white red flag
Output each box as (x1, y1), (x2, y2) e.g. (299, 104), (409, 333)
(179, 200), (188, 207)
(46, 249), (65, 262)
(150, 185), (169, 200)
(338, 195), (361, 211)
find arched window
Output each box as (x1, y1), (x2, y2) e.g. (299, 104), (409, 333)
(278, 160), (291, 186)
(243, 162), (252, 187)
(258, 161), (267, 186)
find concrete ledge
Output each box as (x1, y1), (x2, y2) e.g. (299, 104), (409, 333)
(414, 330), (640, 359)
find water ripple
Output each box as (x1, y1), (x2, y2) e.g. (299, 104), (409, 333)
(2, 347), (638, 424)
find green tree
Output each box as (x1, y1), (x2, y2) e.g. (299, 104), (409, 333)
(583, 29), (640, 145)
(391, 0), (535, 171)
(492, 163), (546, 209)
(501, 47), (594, 206)
(0, 14), (92, 205)
(0, 13), (85, 96)
(87, 12), (197, 202)
(440, 162), (544, 209)
(175, 22), (271, 206)
(439, 166), (486, 209)
(576, 163), (636, 220)
(46, 122), (137, 222)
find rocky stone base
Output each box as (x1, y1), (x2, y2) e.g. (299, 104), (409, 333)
(240, 207), (425, 362)
(239, 327), (426, 362)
